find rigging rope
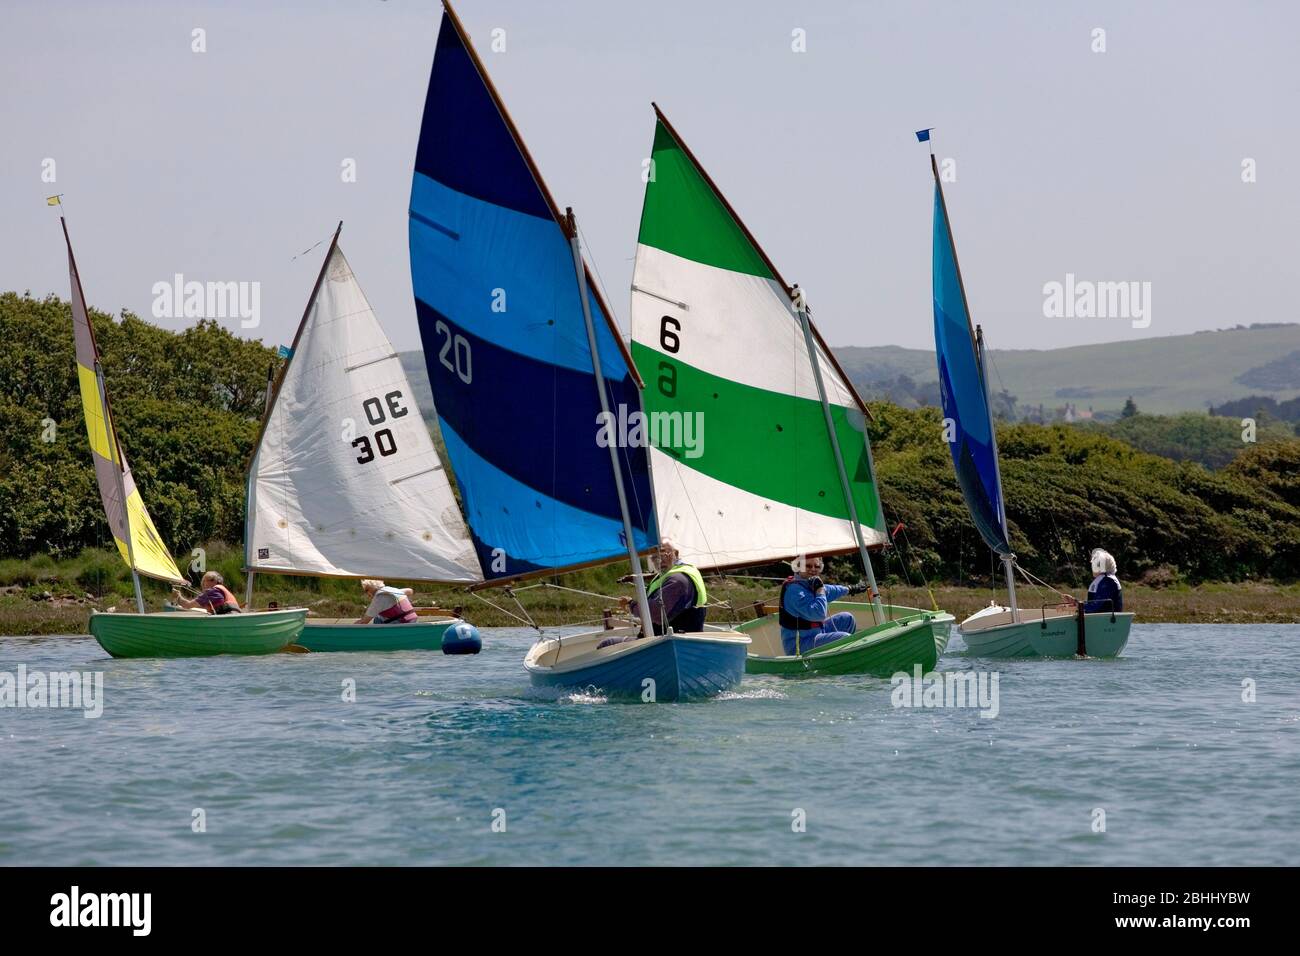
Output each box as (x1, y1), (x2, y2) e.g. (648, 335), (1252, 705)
(467, 588), (538, 630)
(524, 581), (624, 604)
(290, 228), (335, 262)
(1015, 562), (1074, 603)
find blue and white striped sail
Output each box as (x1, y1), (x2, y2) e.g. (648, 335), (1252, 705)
(931, 171), (1010, 555)
(408, 9), (657, 582)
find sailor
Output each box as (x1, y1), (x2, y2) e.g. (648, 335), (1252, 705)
(779, 555), (868, 655)
(1081, 549), (1123, 613)
(173, 571), (241, 615)
(604, 540), (707, 646)
(356, 579), (420, 624)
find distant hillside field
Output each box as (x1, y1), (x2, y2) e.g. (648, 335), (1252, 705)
(405, 326), (1300, 422)
(835, 325), (1300, 416)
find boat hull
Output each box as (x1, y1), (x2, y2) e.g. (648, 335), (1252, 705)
(296, 617), (462, 652)
(525, 629), (750, 702)
(959, 606), (1133, 658)
(89, 608), (307, 658)
(933, 615), (954, 656)
(741, 603), (953, 677)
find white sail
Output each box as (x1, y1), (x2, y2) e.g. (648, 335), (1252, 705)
(629, 111), (886, 572)
(246, 243), (482, 583)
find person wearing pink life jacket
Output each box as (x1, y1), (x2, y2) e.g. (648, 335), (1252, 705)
(779, 555), (868, 655)
(355, 579), (419, 625)
(172, 571), (242, 615)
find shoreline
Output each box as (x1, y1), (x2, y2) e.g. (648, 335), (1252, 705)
(3, 580), (1297, 637)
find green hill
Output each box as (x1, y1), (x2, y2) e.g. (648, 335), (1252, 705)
(835, 324), (1300, 417)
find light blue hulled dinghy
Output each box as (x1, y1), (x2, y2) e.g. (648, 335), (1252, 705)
(525, 628), (749, 701)
(959, 603), (1132, 659)
(924, 135), (1134, 658)
(408, 3), (748, 700)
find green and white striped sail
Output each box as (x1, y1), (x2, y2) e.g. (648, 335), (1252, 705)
(630, 113), (885, 571)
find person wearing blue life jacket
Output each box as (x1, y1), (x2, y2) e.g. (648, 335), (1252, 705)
(1079, 548), (1123, 613)
(779, 555), (868, 655)
(603, 541), (708, 648)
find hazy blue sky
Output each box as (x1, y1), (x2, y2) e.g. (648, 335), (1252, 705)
(3, 0), (1296, 354)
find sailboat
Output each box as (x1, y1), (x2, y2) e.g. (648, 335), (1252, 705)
(628, 106), (953, 678)
(243, 222), (484, 653)
(924, 138), (1133, 657)
(61, 217), (307, 657)
(407, 2), (749, 700)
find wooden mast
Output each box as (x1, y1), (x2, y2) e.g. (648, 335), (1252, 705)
(243, 221), (342, 606)
(569, 208), (656, 638)
(62, 217), (147, 610)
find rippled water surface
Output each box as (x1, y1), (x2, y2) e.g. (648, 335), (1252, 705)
(1, 624), (1296, 865)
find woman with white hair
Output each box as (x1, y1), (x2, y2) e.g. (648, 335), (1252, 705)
(354, 579), (419, 625)
(1081, 549), (1123, 613)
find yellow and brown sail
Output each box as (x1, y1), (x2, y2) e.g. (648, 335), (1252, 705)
(63, 219), (185, 585)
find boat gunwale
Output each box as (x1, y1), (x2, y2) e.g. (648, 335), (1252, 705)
(524, 629), (750, 676)
(303, 616), (462, 628)
(89, 607), (308, 623)
(739, 602), (953, 663)
(958, 609), (1135, 637)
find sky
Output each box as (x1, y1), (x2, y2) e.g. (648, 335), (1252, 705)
(2, 0), (1297, 355)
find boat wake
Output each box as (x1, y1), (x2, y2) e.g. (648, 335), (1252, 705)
(562, 689), (609, 705)
(717, 688), (787, 701)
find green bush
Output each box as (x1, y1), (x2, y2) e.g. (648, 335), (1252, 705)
(868, 405), (1300, 584)
(75, 552), (130, 595)
(0, 292), (277, 562)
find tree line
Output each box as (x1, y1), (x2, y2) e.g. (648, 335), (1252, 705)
(3, 291), (1299, 585)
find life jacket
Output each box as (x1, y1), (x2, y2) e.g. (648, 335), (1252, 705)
(646, 563), (708, 607)
(644, 563), (707, 634)
(1086, 573), (1123, 612)
(376, 588), (419, 624)
(206, 584), (241, 615)
(1089, 573), (1122, 594)
(778, 576), (823, 632)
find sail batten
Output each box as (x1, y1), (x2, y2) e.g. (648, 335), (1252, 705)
(930, 159), (1010, 555)
(408, 7), (656, 584)
(63, 219), (186, 586)
(630, 112), (886, 571)
(245, 238), (482, 583)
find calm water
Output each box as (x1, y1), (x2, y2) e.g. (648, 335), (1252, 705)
(1, 624), (1296, 866)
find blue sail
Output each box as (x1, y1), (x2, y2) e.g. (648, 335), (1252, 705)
(409, 11), (657, 581)
(932, 184), (1010, 555)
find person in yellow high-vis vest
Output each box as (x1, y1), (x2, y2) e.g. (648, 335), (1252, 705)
(615, 540), (708, 636)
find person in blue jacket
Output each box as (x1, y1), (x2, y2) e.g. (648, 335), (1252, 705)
(779, 555), (868, 655)
(1080, 548), (1123, 612)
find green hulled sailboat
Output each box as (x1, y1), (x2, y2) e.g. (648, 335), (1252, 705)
(60, 217), (305, 657)
(628, 106), (952, 677)
(922, 133), (1133, 657)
